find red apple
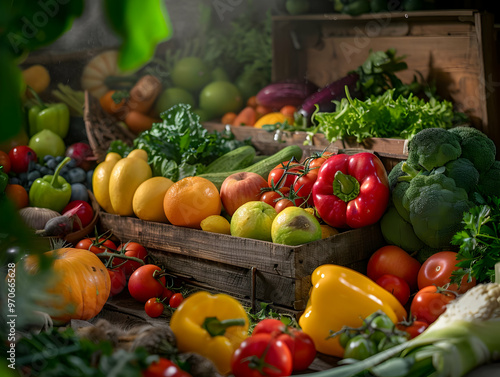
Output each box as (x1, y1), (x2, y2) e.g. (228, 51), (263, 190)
(220, 172), (269, 216)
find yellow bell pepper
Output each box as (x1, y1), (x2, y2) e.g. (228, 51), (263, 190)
(298, 264), (407, 358)
(170, 291), (249, 375)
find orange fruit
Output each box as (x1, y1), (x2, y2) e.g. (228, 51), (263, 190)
(5, 184), (29, 209)
(163, 176), (222, 229)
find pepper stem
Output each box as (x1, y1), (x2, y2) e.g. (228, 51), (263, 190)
(28, 87), (48, 110)
(332, 170), (360, 202)
(51, 157), (71, 188)
(202, 317), (246, 337)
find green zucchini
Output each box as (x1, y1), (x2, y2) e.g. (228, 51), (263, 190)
(199, 144), (303, 190)
(204, 145), (256, 174)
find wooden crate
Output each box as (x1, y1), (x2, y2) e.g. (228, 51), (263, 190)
(99, 213), (385, 311)
(271, 10), (500, 153)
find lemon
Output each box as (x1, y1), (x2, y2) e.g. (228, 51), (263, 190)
(230, 201), (277, 242)
(200, 215), (231, 235)
(133, 177), (174, 222)
(321, 224), (339, 239)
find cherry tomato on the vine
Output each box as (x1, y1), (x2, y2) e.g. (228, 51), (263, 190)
(252, 319), (316, 371)
(410, 285), (457, 324)
(260, 187), (290, 207)
(375, 274), (411, 306)
(231, 333), (293, 377)
(161, 287), (174, 301)
(417, 251), (476, 293)
(292, 170), (318, 206)
(75, 237), (117, 255)
(142, 357), (192, 377)
(274, 198), (295, 213)
(268, 161), (303, 189)
(108, 267), (127, 297)
(396, 318), (429, 339)
(128, 264), (166, 303)
(114, 241), (148, 276)
(169, 293), (184, 309)
(145, 297), (165, 318)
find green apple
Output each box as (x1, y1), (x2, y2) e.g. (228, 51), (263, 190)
(28, 129), (66, 160)
(230, 201), (277, 242)
(154, 87), (196, 115)
(271, 206), (322, 245)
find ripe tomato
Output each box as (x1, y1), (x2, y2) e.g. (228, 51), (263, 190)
(145, 298), (165, 318)
(367, 245), (421, 292)
(108, 267), (127, 297)
(115, 241), (148, 276)
(274, 198), (295, 213)
(268, 161), (303, 189)
(8, 145), (37, 174)
(128, 264), (166, 303)
(252, 319), (316, 372)
(169, 293), (184, 309)
(260, 187), (290, 207)
(292, 170), (318, 206)
(161, 287), (174, 300)
(306, 152), (335, 171)
(62, 200), (94, 231)
(75, 237), (117, 255)
(143, 357), (192, 377)
(0, 151), (11, 174)
(417, 251), (476, 294)
(396, 318), (429, 339)
(375, 274), (411, 306)
(231, 333), (293, 377)
(410, 285), (457, 324)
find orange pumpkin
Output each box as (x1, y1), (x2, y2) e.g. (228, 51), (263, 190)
(22, 248), (111, 325)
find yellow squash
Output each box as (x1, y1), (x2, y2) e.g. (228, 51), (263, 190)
(109, 149), (152, 216)
(92, 152), (122, 214)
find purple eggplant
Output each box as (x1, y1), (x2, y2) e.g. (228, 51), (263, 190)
(297, 73), (361, 122)
(256, 80), (318, 110)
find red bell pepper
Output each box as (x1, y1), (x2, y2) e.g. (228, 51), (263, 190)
(312, 152), (389, 228)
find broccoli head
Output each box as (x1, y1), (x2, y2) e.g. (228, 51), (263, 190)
(477, 160), (500, 199)
(380, 206), (424, 252)
(392, 181), (411, 222)
(407, 128), (462, 171)
(387, 160), (406, 191)
(403, 172), (473, 248)
(448, 126), (496, 172)
(444, 158), (479, 193)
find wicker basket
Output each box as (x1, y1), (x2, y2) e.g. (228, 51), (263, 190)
(84, 91), (136, 162)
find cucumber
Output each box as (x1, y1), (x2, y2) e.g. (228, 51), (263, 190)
(199, 145), (303, 190)
(204, 145), (256, 174)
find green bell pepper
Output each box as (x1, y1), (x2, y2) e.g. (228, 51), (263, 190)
(29, 157), (72, 212)
(28, 102), (70, 139)
(27, 88), (70, 138)
(0, 166), (8, 193)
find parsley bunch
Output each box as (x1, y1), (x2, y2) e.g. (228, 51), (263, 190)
(451, 196), (500, 284)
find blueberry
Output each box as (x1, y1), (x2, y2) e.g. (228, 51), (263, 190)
(18, 172), (28, 182)
(40, 167), (50, 175)
(67, 168), (86, 184)
(46, 159), (58, 170)
(67, 159), (78, 168)
(70, 183), (89, 202)
(9, 177), (20, 185)
(55, 156), (64, 163)
(27, 171), (41, 181)
(44, 155), (54, 162)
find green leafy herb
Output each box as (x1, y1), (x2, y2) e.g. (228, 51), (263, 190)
(107, 140), (133, 157)
(451, 196), (500, 284)
(16, 327), (154, 377)
(245, 302), (297, 334)
(314, 88), (468, 143)
(133, 104), (250, 181)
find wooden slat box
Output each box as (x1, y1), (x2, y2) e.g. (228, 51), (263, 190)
(271, 10), (500, 154)
(99, 213), (385, 311)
